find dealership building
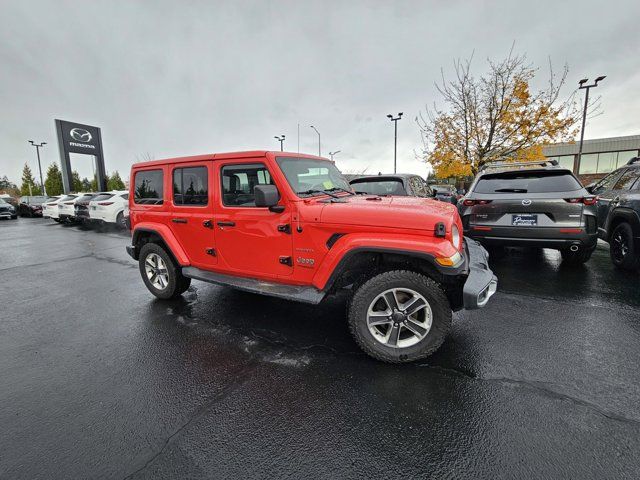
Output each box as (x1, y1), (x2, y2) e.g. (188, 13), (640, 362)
(542, 134), (640, 184)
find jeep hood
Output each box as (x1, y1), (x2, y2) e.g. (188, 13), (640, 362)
(316, 195), (458, 231)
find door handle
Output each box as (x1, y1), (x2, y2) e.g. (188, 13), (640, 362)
(172, 218), (188, 224)
(217, 221), (236, 227)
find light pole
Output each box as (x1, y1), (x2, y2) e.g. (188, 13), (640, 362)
(28, 140), (47, 196)
(310, 125), (321, 156)
(576, 76), (606, 174)
(274, 135), (285, 151)
(328, 150), (341, 161)
(387, 112), (403, 173)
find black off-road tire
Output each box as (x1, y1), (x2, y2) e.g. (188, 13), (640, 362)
(348, 270), (452, 363)
(561, 246), (594, 265)
(610, 222), (640, 271)
(139, 243), (191, 299)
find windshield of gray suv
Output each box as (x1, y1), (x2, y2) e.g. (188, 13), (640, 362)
(276, 157), (352, 197)
(474, 170), (582, 194)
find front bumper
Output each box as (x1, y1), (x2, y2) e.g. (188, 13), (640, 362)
(462, 238), (498, 309)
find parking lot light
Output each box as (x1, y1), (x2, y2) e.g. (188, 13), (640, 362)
(28, 140), (47, 196)
(576, 76), (606, 174)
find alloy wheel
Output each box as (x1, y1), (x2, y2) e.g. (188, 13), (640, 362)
(144, 253), (169, 290)
(367, 288), (432, 348)
(612, 230), (629, 262)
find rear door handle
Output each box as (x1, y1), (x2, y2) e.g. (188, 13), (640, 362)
(217, 221), (236, 227)
(172, 218), (188, 224)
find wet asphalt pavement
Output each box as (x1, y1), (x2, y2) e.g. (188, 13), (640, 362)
(2, 218), (640, 479)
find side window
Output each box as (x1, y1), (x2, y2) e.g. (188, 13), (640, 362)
(121, 193), (129, 200)
(134, 169), (164, 205)
(613, 169), (639, 191)
(173, 166), (208, 206)
(410, 177), (427, 197)
(221, 163), (273, 207)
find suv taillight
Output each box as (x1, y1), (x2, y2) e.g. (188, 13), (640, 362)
(463, 199), (492, 206)
(564, 197), (597, 205)
(98, 202), (114, 206)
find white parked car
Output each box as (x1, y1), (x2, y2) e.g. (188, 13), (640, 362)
(57, 194), (83, 222)
(88, 191), (129, 229)
(42, 196), (63, 219)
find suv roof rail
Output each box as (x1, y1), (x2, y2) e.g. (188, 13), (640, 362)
(626, 157), (640, 166)
(479, 159), (559, 172)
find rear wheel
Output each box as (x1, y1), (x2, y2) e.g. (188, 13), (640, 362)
(139, 243), (191, 299)
(561, 246), (593, 265)
(610, 223), (640, 270)
(348, 270), (451, 363)
(116, 211), (127, 229)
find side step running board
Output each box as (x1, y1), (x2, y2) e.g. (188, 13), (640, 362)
(182, 267), (325, 305)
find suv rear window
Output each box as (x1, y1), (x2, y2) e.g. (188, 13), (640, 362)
(474, 170), (582, 194)
(93, 193), (114, 202)
(134, 170), (163, 205)
(351, 179), (406, 196)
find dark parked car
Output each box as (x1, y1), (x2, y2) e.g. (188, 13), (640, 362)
(0, 197), (18, 219)
(74, 193), (98, 224)
(431, 184), (461, 204)
(459, 160), (598, 264)
(586, 157), (640, 270)
(18, 195), (48, 217)
(349, 174), (433, 197)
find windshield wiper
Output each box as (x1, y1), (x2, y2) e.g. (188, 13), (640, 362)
(297, 189), (340, 198)
(324, 187), (355, 196)
(494, 188), (528, 193)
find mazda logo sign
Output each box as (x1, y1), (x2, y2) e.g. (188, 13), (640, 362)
(70, 128), (92, 143)
(522, 199), (532, 206)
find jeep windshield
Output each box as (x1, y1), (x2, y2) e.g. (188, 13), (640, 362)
(276, 157), (352, 197)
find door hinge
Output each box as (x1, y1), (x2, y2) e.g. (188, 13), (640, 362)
(279, 256), (292, 266)
(277, 224), (291, 234)
(203, 219), (213, 229)
(206, 248), (216, 257)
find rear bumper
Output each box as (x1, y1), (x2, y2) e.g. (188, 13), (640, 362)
(466, 226), (598, 250)
(462, 238), (498, 309)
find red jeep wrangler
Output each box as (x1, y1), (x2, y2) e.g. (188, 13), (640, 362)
(127, 151), (497, 362)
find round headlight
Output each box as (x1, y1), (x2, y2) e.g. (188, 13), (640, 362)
(452, 224), (461, 250)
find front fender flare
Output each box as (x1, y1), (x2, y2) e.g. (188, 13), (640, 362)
(606, 208), (640, 240)
(131, 223), (190, 265)
(312, 233), (458, 291)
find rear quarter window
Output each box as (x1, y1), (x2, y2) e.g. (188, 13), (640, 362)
(134, 169), (164, 205)
(474, 170), (582, 194)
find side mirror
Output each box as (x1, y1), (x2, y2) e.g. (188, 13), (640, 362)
(585, 182), (596, 194)
(254, 184), (283, 212)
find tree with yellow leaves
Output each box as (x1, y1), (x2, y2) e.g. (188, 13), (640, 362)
(417, 48), (582, 177)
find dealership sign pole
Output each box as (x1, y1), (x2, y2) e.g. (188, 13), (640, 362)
(55, 119), (107, 194)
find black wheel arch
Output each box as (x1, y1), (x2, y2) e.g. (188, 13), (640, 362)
(606, 208), (640, 242)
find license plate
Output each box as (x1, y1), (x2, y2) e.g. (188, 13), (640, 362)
(512, 214), (537, 226)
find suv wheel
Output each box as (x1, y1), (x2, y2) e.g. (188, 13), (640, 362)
(139, 243), (191, 299)
(610, 222), (640, 270)
(116, 212), (126, 230)
(560, 246), (593, 265)
(348, 270), (451, 363)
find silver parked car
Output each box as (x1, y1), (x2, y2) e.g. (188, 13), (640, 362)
(458, 160), (598, 264)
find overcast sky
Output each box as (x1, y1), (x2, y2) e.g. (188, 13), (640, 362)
(1, 0), (639, 184)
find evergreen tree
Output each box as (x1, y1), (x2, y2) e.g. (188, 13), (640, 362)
(44, 163), (64, 196)
(107, 171), (126, 190)
(20, 163), (41, 195)
(81, 178), (92, 191)
(71, 170), (83, 192)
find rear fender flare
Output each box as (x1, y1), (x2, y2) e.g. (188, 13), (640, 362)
(312, 233), (457, 291)
(606, 208), (640, 240)
(132, 223), (190, 265)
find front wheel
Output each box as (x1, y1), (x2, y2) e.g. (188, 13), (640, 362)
(610, 223), (640, 270)
(348, 270), (452, 363)
(139, 243), (191, 299)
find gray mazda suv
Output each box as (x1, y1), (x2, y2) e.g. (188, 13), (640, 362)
(459, 160), (598, 264)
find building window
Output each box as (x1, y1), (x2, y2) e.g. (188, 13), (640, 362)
(596, 152), (617, 173)
(617, 151), (638, 169)
(134, 169), (163, 205)
(557, 155), (575, 170)
(578, 154), (599, 174)
(173, 166), (208, 206)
